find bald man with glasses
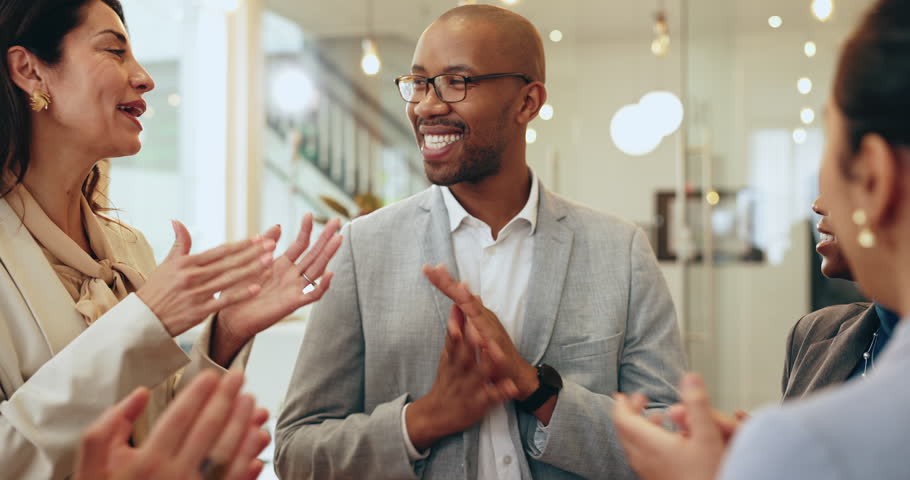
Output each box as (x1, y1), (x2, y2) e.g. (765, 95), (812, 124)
(275, 5), (686, 479)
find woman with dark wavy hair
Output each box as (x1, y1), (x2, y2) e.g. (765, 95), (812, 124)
(0, 1), (341, 478)
(613, 0), (910, 478)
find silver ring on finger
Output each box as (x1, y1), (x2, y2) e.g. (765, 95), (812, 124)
(302, 271), (318, 290)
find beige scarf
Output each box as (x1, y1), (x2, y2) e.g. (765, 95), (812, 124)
(7, 186), (147, 324)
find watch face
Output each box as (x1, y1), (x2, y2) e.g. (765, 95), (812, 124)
(539, 364), (563, 389)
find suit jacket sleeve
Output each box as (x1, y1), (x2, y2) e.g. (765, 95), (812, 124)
(524, 228), (686, 479)
(0, 294), (190, 480)
(274, 225), (418, 480)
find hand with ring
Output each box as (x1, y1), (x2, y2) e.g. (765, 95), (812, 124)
(73, 371), (270, 480)
(212, 214), (343, 365)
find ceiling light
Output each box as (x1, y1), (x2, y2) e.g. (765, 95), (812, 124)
(270, 64), (318, 116)
(797, 77), (813, 95)
(361, 38), (381, 76)
(167, 93), (181, 107)
(361, 0), (380, 76)
(549, 30), (563, 43)
(812, 0), (834, 22)
(804, 41), (817, 57)
(640, 91), (684, 137)
(526, 128), (537, 144)
(793, 128), (808, 144)
(610, 91), (684, 157)
(768, 16), (783, 29)
(502, 0), (518, 4)
(610, 105), (662, 156)
(801, 107), (816, 125)
(652, 11), (670, 57)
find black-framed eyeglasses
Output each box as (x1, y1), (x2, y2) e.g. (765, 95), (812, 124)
(395, 72), (532, 104)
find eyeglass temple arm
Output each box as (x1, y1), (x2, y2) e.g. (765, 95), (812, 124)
(464, 72), (532, 83)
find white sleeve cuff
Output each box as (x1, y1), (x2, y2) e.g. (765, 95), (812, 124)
(529, 419), (551, 455)
(401, 403), (431, 462)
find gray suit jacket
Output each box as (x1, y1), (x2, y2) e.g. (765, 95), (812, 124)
(781, 302), (878, 400)
(275, 183), (686, 480)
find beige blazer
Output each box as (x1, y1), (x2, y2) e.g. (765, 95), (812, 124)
(0, 198), (250, 480)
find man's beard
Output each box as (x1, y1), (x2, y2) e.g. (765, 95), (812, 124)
(423, 112), (510, 186)
(425, 140), (504, 186)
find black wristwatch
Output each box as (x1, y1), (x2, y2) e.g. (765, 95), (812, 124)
(516, 363), (562, 413)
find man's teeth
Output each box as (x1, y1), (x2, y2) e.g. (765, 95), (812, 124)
(820, 233), (835, 242)
(425, 134), (463, 149)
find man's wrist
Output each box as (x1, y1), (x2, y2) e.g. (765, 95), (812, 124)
(517, 362), (541, 400)
(405, 397), (441, 451)
(401, 404), (431, 461)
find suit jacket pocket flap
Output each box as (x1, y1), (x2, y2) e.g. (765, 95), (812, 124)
(560, 333), (622, 361)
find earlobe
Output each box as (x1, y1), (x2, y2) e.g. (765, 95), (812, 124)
(518, 83), (547, 124)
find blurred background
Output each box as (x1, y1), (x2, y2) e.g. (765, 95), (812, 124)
(109, 0), (873, 475)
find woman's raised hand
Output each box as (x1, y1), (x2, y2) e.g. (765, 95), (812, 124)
(137, 220), (276, 337)
(214, 214), (342, 347)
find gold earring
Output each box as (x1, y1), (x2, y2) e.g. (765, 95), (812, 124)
(29, 90), (51, 112)
(852, 208), (876, 249)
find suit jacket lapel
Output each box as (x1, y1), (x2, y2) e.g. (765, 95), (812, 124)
(418, 188), (479, 478)
(802, 305), (879, 394)
(0, 199), (84, 356)
(419, 188), (461, 328)
(518, 187), (573, 366)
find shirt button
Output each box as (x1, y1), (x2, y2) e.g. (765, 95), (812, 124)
(503, 456), (513, 465)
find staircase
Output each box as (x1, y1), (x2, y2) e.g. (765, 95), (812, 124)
(263, 45), (427, 219)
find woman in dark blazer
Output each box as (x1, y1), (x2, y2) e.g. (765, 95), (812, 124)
(780, 196), (900, 399)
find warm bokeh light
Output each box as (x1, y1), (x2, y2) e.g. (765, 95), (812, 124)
(361, 39), (381, 76)
(798, 77), (813, 95)
(801, 107), (816, 125)
(812, 0), (834, 22)
(804, 41), (817, 57)
(706, 191), (720, 206)
(540, 104), (554, 120)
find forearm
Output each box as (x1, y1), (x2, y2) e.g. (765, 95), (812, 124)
(275, 395), (418, 480)
(0, 294), (188, 479)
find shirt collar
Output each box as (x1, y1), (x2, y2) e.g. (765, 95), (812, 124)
(874, 303), (902, 339)
(439, 170), (540, 235)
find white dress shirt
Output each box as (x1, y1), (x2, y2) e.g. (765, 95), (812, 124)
(401, 173), (540, 479)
